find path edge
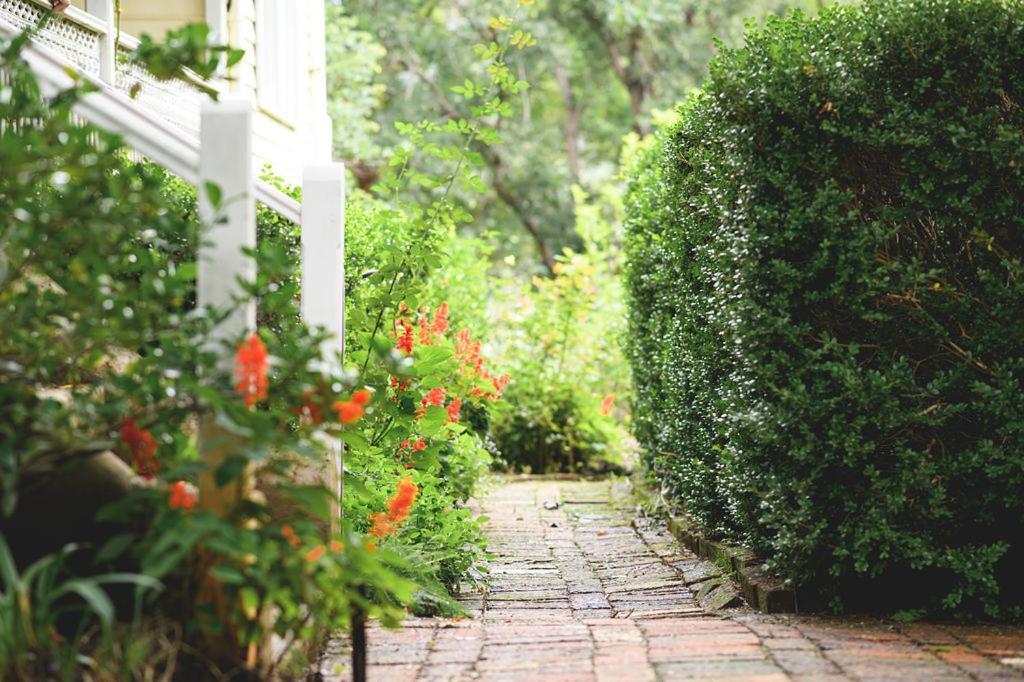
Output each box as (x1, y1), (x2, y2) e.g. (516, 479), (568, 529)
(627, 478), (798, 614)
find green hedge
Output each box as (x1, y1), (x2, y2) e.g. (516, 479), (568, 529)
(624, 0), (1024, 617)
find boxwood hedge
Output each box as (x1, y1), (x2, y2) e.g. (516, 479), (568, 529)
(624, 0), (1024, 616)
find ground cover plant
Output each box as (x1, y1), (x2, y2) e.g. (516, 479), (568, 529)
(625, 0), (1024, 618)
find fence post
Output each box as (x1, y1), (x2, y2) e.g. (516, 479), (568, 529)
(197, 96), (256, 351)
(195, 95), (256, 667)
(300, 163), (345, 529)
(84, 0), (116, 84)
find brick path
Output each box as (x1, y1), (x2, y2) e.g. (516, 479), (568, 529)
(319, 478), (1024, 681)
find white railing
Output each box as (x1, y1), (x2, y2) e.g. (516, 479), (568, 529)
(1, 6), (345, 515)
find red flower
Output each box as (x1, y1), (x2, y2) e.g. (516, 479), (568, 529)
(282, 525), (301, 548)
(424, 387), (446, 407)
(412, 437), (427, 452)
(352, 389), (372, 407)
(431, 303), (449, 335)
(305, 545), (326, 563)
(234, 334), (269, 408)
(369, 477), (419, 538)
(295, 391), (324, 425)
(492, 373), (511, 397)
(446, 397), (462, 423)
(395, 319), (414, 355)
(120, 418), (159, 480)
(169, 481), (196, 511)
(600, 394), (615, 416)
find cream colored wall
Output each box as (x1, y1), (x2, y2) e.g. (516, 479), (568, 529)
(70, 0), (207, 40)
(70, 0), (203, 39)
(69, 0), (331, 184)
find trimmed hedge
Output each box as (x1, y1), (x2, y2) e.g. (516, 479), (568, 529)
(625, 0), (1024, 616)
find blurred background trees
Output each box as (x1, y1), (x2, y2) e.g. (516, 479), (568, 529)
(327, 0), (827, 274)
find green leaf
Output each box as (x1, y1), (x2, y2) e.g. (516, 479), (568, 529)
(203, 181), (222, 209)
(57, 580), (114, 629)
(210, 564), (246, 585)
(176, 261), (198, 281)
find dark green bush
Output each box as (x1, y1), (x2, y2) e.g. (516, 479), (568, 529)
(625, 0), (1024, 617)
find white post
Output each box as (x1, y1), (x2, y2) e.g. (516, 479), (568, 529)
(85, 0), (116, 84)
(198, 96), (256, 349)
(197, 96), (255, 517)
(301, 163), (346, 527)
(205, 0), (229, 50)
(192, 96), (257, 662)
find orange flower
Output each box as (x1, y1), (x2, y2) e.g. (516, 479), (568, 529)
(334, 389), (370, 424)
(330, 540), (344, 553)
(395, 319), (414, 355)
(281, 525), (301, 548)
(368, 477), (419, 538)
(446, 397), (462, 423)
(120, 418), (159, 480)
(368, 513), (396, 538)
(333, 399), (363, 424)
(412, 437), (427, 452)
(234, 333), (269, 408)
(423, 387), (446, 407)
(168, 481), (196, 511)
(305, 546), (326, 563)
(417, 316), (433, 346)
(600, 394), (615, 416)
(388, 478), (418, 525)
(431, 303), (449, 335)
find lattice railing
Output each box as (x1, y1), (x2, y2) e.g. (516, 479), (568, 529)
(0, 0), (103, 76)
(1, 0), (211, 136)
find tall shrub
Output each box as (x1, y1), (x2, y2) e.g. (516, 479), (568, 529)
(625, 0), (1024, 616)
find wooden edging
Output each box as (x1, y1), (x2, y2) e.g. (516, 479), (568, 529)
(663, 513), (798, 614)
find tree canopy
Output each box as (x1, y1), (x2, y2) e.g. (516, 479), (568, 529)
(327, 0), (824, 273)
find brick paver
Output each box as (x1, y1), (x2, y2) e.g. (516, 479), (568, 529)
(318, 478), (1024, 681)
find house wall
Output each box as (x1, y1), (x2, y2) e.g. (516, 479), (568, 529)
(227, 0), (332, 183)
(69, 0), (204, 39)
(68, 0), (332, 185)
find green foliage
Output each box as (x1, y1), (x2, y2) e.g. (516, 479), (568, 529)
(0, 28), (412, 676)
(489, 185), (632, 472)
(0, 535), (160, 680)
(329, 1), (537, 612)
(325, 14), (388, 163)
(624, 0), (1024, 618)
(130, 23), (244, 97)
(335, 0), (813, 271)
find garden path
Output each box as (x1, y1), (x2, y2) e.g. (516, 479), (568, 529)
(319, 478), (1024, 681)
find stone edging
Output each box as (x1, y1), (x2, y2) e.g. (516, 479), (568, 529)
(627, 478), (798, 614)
(663, 514), (796, 614)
